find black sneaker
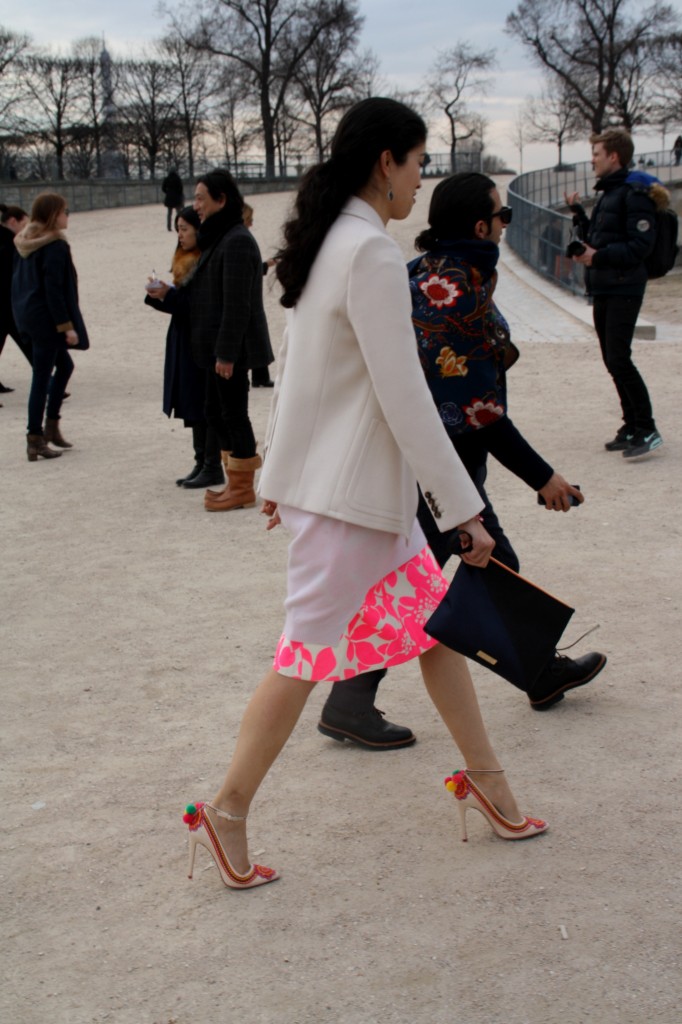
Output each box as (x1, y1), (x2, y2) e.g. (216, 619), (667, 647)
(622, 429), (663, 460)
(604, 426), (634, 451)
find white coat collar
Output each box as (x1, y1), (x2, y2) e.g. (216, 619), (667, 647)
(341, 195), (387, 233)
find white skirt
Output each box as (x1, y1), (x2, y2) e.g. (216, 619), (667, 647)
(279, 505), (427, 646)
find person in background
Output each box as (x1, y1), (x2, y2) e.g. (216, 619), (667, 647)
(181, 99), (547, 894)
(145, 206), (224, 489)
(12, 193), (88, 461)
(566, 128), (663, 460)
(409, 172), (606, 710)
(161, 169), (184, 232)
(242, 202), (276, 389)
(191, 169), (273, 512)
(0, 203), (31, 398)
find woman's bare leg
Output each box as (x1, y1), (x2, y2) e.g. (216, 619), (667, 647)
(207, 668), (316, 872)
(419, 643), (522, 822)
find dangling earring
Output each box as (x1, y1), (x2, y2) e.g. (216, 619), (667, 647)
(387, 180), (394, 202)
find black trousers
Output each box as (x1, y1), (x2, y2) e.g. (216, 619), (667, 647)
(204, 365), (257, 459)
(592, 294), (655, 433)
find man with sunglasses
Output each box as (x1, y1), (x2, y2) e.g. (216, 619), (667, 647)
(407, 172), (604, 710)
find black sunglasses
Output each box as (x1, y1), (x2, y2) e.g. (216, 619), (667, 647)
(491, 206), (512, 225)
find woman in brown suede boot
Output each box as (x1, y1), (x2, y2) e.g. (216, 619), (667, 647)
(146, 173), (272, 509)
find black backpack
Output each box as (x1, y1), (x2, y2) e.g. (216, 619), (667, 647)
(644, 206), (679, 279)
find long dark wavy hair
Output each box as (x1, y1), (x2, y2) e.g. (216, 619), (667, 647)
(276, 97), (427, 308)
(415, 172), (496, 251)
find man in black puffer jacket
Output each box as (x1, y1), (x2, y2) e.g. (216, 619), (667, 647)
(567, 128), (663, 460)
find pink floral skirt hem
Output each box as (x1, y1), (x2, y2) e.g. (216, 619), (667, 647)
(273, 545), (447, 682)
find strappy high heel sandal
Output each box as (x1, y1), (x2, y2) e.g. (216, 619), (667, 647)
(444, 769), (548, 842)
(183, 802), (279, 889)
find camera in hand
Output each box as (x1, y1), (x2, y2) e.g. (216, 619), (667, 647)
(537, 486), (581, 508)
(566, 239), (586, 257)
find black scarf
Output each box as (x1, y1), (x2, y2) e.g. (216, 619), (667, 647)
(427, 239), (499, 283)
(197, 206), (242, 252)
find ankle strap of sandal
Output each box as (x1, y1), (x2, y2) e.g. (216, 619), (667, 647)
(466, 768), (505, 774)
(207, 802), (247, 821)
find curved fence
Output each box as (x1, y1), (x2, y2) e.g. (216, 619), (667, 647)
(506, 151), (682, 296)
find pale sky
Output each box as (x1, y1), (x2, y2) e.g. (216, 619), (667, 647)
(2, 0), (682, 171)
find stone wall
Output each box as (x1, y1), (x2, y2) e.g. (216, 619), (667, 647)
(0, 177), (297, 214)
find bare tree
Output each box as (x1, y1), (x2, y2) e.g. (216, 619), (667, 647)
(115, 57), (179, 178)
(71, 37), (116, 177)
(509, 111), (528, 174)
(649, 35), (682, 131)
(609, 36), (665, 131)
(0, 25), (30, 130)
(159, 31), (218, 178)
(165, 0), (353, 177)
(18, 54), (85, 179)
(523, 80), (583, 166)
(507, 0), (679, 133)
(292, 0), (363, 161)
(216, 69), (261, 172)
(349, 48), (384, 101)
(425, 43), (495, 172)
(273, 99), (303, 173)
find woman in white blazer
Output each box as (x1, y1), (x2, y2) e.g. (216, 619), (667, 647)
(182, 99), (547, 892)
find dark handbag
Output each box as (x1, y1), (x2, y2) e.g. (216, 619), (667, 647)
(424, 554), (575, 689)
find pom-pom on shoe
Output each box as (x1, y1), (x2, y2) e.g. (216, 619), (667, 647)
(444, 770), (548, 842)
(183, 801), (279, 889)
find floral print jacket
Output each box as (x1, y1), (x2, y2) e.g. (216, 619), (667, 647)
(408, 246), (517, 436)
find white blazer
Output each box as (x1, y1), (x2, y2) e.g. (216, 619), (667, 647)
(259, 197), (483, 537)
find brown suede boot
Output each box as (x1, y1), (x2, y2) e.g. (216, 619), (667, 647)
(27, 433), (62, 461)
(203, 450), (232, 498)
(44, 418), (73, 448)
(204, 454), (262, 511)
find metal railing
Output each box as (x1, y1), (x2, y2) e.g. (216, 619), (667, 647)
(506, 151), (682, 295)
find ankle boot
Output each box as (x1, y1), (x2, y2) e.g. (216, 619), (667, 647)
(27, 433), (62, 461)
(177, 424), (205, 485)
(183, 429), (226, 489)
(44, 418), (73, 448)
(200, 450), (232, 496)
(204, 453), (261, 511)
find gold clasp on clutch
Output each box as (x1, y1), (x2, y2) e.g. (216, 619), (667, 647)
(477, 651), (498, 665)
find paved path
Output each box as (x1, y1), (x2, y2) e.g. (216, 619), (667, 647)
(496, 240), (596, 344)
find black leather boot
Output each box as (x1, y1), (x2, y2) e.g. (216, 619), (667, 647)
(527, 651), (607, 710)
(318, 669), (416, 749)
(177, 424), (206, 486)
(182, 427), (225, 489)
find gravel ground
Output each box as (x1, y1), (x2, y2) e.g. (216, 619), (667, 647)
(1, 179), (680, 1024)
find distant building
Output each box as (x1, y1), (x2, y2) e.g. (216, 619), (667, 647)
(100, 43), (125, 178)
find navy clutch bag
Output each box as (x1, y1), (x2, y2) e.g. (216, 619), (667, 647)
(424, 556), (575, 689)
